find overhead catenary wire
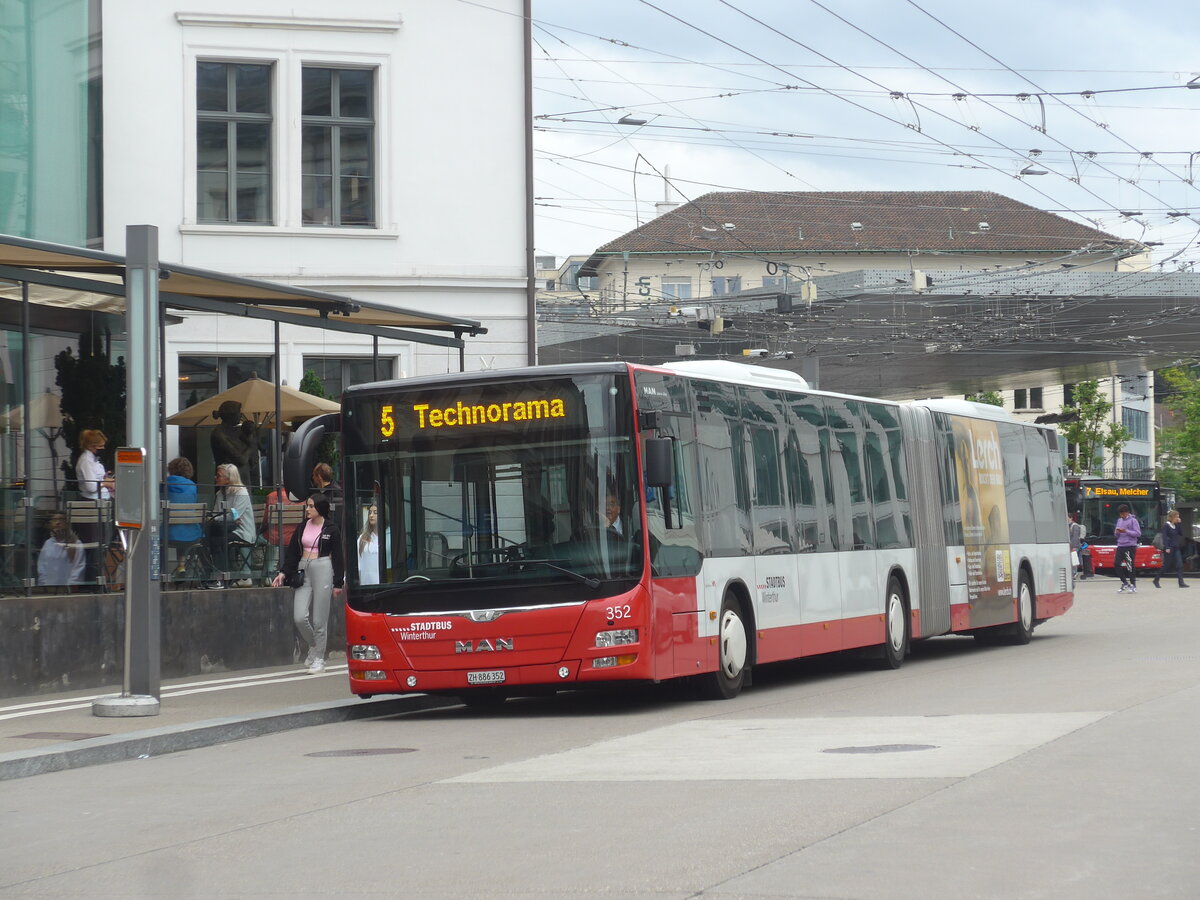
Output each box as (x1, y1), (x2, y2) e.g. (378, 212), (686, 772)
(903, 0), (1200, 204)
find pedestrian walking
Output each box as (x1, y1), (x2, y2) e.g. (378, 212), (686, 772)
(1068, 513), (1084, 578)
(1153, 508), (1189, 589)
(1114, 504), (1141, 593)
(272, 492), (344, 674)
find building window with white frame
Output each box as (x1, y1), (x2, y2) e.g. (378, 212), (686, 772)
(1122, 452), (1150, 479)
(711, 275), (741, 296)
(1122, 406), (1149, 442)
(196, 62), (273, 224)
(302, 356), (394, 400)
(661, 277), (692, 301)
(301, 67), (375, 227)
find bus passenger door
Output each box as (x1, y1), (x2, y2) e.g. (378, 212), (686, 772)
(640, 412), (707, 680)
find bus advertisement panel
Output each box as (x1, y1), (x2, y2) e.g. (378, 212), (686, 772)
(952, 418), (1013, 615)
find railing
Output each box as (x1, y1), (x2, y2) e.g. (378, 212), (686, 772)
(0, 477), (301, 595)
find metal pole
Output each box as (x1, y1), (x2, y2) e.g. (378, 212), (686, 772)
(273, 320), (283, 566)
(523, 0), (537, 365)
(95, 225), (161, 716)
(20, 281), (32, 597)
(274, 320), (282, 491)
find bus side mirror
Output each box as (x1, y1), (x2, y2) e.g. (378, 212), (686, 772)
(284, 413), (339, 499)
(645, 438), (674, 488)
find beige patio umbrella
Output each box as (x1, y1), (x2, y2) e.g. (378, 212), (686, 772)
(4, 390), (65, 432)
(165, 376), (340, 428)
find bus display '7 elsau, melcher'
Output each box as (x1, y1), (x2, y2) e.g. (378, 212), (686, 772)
(284, 360), (1073, 705)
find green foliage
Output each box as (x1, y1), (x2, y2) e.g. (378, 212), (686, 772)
(298, 368), (339, 472)
(54, 327), (126, 480)
(1156, 366), (1200, 497)
(965, 390), (1004, 407)
(298, 368), (327, 399)
(1058, 379), (1131, 475)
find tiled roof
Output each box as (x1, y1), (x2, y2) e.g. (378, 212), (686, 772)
(588, 191), (1133, 257)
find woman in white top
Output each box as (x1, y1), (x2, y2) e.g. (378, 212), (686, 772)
(204, 463), (256, 588)
(74, 429), (112, 584)
(357, 504), (380, 585)
(75, 429), (112, 501)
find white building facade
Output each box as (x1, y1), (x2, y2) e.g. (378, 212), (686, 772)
(0, 0), (532, 480)
(104, 1), (531, 383)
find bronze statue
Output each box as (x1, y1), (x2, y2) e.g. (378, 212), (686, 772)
(210, 400), (260, 486)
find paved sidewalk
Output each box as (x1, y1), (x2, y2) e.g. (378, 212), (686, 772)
(0, 656), (455, 781)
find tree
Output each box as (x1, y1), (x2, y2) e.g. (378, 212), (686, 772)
(1155, 365), (1200, 497)
(964, 390), (1003, 407)
(54, 327), (126, 487)
(298, 368), (339, 471)
(1058, 379), (1130, 475)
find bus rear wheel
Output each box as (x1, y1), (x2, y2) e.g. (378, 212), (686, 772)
(698, 593), (749, 700)
(878, 577), (909, 669)
(1006, 572), (1036, 645)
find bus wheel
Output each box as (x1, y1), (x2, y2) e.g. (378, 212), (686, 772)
(1007, 572), (1036, 645)
(879, 577), (909, 669)
(698, 594), (749, 700)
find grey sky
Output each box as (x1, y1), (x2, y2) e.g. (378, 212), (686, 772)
(531, 0), (1200, 265)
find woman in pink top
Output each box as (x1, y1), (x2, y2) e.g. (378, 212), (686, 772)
(273, 492), (345, 673)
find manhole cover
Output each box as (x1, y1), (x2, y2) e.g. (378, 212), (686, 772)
(822, 743), (938, 754)
(305, 748), (417, 758)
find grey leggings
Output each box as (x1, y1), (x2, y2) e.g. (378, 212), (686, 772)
(294, 556), (333, 659)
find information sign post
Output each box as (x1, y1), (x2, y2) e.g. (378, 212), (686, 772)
(93, 447), (160, 716)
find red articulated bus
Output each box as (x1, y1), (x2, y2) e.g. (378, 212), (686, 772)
(1064, 477), (1166, 574)
(287, 361), (1073, 705)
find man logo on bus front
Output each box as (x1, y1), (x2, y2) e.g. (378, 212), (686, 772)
(455, 638), (515, 653)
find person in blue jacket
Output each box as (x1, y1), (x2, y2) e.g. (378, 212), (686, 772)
(166, 457), (203, 544)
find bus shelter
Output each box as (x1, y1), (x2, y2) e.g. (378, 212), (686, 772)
(0, 228), (487, 696)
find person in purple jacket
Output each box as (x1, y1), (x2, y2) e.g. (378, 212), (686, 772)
(1114, 504), (1142, 594)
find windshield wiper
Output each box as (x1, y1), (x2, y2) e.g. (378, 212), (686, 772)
(516, 558), (601, 589)
(369, 576), (434, 603)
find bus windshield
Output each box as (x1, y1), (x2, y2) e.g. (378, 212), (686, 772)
(1081, 495), (1160, 543)
(341, 373), (639, 610)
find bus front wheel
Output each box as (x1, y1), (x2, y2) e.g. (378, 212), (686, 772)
(698, 594), (749, 700)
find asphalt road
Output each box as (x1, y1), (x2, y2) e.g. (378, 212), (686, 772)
(3, 576), (1198, 899)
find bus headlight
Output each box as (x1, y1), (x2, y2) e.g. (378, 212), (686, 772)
(595, 628), (638, 648)
(350, 644), (382, 661)
(352, 670), (388, 681)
